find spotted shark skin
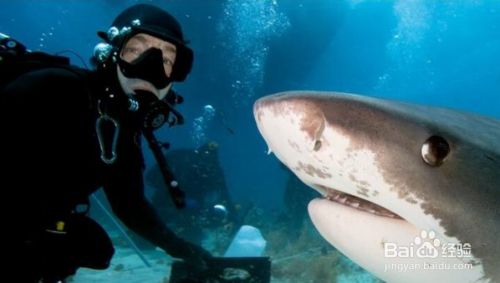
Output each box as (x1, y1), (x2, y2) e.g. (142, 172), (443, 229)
(254, 91), (500, 283)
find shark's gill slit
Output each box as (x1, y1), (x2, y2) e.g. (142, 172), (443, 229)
(316, 184), (403, 219)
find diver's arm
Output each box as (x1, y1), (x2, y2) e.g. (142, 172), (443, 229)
(102, 153), (211, 263)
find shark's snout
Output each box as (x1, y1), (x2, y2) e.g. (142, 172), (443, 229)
(254, 95), (328, 155)
(253, 98), (264, 123)
(254, 95), (308, 169)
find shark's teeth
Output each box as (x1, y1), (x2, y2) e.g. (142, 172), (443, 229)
(322, 184), (403, 219)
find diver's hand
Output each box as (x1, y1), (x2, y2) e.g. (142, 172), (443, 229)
(168, 239), (213, 269)
(182, 241), (213, 269)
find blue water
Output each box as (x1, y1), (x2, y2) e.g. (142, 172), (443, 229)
(2, 0), (499, 210)
(2, 0), (499, 281)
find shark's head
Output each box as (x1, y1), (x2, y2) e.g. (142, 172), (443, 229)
(254, 91), (500, 283)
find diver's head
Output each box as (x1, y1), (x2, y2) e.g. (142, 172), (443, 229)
(95, 4), (193, 100)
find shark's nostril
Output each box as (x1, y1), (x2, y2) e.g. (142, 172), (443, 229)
(314, 140), (322, 151)
(300, 110), (326, 148)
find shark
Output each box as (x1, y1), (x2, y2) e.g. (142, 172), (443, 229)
(253, 91), (500, 283)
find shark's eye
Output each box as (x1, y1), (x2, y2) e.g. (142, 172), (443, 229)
(314, 140), (322, 151)
(421, 135), (450, 167)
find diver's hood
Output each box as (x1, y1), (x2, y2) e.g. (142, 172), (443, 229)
(97, 4), (193, 82)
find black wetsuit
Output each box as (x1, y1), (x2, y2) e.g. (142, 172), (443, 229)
(1, 66), (205, 282)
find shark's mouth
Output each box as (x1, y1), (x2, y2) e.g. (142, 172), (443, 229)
(315, 184), (403, 219)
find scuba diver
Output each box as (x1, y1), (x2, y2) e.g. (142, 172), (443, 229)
(2, 4), (212, 282)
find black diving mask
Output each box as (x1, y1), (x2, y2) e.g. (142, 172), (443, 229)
(118, 47), (171, 89)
